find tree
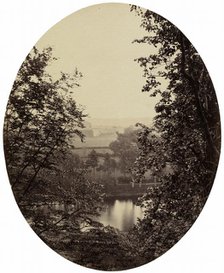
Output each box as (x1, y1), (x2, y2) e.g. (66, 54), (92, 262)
(97, 153), (117, 175)
(4, 46), (86, 203)
(86, 149), (98, 169)
(3, 46), (106, 254)
(109, 127), (139, 175)
(29, 151), (104, 236)
(101, 153), (117, 174)
(130, 6), (221, 261)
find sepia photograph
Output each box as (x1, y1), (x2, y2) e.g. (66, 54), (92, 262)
(1, 1), (223, 272)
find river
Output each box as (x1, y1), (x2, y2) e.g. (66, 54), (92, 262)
(97, 197), (143, 231)
(35, 197), (143, 232)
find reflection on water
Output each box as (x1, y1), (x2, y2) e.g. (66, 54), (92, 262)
(98, 198), (143, 231)
(35, 198), (143, 232)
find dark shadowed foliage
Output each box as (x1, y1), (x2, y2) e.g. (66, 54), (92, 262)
(3, 4), (220, 271)
(129, 5), (220, 262)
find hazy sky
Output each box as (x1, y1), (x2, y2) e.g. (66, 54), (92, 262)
(36, 3), (161, 121)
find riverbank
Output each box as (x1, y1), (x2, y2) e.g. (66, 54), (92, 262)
(103, 182), (155, 198)
(105, 192), (142, 198)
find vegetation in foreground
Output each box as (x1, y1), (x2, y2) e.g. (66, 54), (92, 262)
(4, 6), (220, 271)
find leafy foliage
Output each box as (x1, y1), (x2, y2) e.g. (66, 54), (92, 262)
(4, 47), (86, 203)
(4, 47), (111, 270)
(109, 127), (140, 174)
(130, 6), (221, 261)
(3, 7), (221, 270)
(96, 153), (117, 175)
(25, 152), (104, 236)
(85, 149), (98, 169)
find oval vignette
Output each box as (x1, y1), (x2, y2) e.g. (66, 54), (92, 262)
(3, 3), (221, 271)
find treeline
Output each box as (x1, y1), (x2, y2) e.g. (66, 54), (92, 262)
(72, 127), (157, 197)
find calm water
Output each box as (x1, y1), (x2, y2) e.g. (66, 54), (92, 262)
(36, 197), (143, 232)
(97, 198), (143, 231)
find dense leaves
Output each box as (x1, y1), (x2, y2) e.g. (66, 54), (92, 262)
(109, 127), (140, 174)
(27, 152), (104, 236)
(86, 149), (98, 169)
(4, 47), (86, 203)
(97, 153), (117, 174)
(4, 47), (108, 268)
(130, 6), (221, 261)
(3, 7), (221, 270)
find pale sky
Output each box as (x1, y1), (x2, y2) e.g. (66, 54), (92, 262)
(36, 3), (161, 121)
